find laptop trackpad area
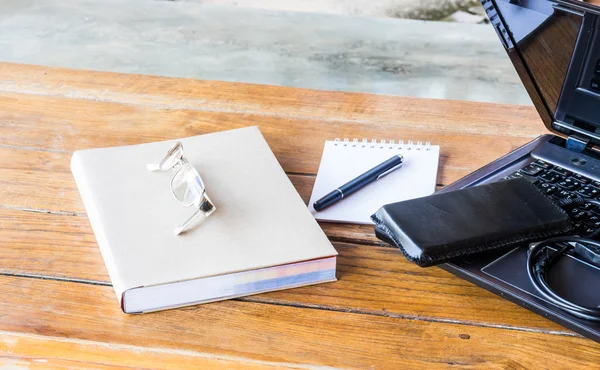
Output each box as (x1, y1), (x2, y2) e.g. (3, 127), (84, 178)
(482, 247), (600, 308)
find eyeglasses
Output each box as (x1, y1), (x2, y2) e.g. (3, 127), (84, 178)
(147, 142), (216, 235)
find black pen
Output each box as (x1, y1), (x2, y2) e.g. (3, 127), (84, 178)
(313, 154), (404, 212)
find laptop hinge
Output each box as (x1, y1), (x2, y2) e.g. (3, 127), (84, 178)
(554, 120), (600, 145)
(566, 135), (591, 153)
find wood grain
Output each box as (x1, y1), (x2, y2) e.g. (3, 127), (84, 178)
(0, 208), (569, 332)
(1, 276), (599, 370)
(0, 91), (538, 186)
(0, 331), (296, 370)
(0, 63), (542, 137)
(0, 62), (594, 368)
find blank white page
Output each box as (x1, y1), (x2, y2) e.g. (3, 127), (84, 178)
(308, 139), (440, 224)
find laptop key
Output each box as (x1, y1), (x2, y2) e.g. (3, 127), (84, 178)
(557, 178), (582, 191)
(585, 216), (600, 228)
(533, 159), (553, 170)
(540, 171), (563, 183)
(505, 171), (538, 183)
(521, 163), (544, 176)
(593, 181), (600, 188)
(573, 211), (591, 222)
(573, 174), (591, 184)
(581, 202), (596, 211)
(569, 207), (584, 216)
(553, 189), (576, 200)
(553, 166), (572, 176)
(577, 186), (600, 198)
(504, 171), (524, 180)
(578, 225), (598, 237)
(536, 181), (557, 195)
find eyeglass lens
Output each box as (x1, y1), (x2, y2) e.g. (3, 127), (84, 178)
(171, 163), (206, 206)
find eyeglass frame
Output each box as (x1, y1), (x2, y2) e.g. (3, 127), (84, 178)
(147, 142), (216, 235)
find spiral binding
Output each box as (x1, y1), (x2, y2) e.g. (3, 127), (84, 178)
(332, 138), (432, 151)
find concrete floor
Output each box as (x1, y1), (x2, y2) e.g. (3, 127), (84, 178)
(0, 0), (532, 105)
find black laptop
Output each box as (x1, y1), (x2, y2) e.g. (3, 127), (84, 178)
(439, 0), (600, 342)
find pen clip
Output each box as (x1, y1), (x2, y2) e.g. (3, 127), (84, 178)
(377, 162), (403, 180)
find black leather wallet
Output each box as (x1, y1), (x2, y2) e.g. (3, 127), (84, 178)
(371, 178), (573, 267)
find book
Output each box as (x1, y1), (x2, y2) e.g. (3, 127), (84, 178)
(308, 138), (440, 224)
(71, 126), (337, 313)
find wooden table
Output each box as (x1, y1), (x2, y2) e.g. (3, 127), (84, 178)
(1, 63), (599, 369)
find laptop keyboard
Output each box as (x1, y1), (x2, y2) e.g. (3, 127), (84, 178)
(503, 159), (600, 237)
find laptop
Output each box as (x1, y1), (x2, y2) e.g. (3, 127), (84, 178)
(439, 0), (600, 342)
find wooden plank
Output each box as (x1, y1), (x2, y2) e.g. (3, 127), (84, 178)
(0, 331), (296, 370)
(0, 276), (599, 369)
(0, 64), (544, 193)
(0, 209), (104, 281)
(0, 148), (82, 215)
(0, 63), (539, 133)
(0, 208), (570, 332)
(319, 222), (382, 245)
(0, 91), (540, 186)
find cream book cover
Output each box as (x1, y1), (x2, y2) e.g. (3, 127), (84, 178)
(71, 126), (337, 313)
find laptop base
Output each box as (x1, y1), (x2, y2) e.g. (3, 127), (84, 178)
(440, 135), (600, 342)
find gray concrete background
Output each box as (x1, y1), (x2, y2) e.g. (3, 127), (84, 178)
(0, 0), (531, 105)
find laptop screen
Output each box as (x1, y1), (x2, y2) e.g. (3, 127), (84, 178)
(491, 0), (600, 139)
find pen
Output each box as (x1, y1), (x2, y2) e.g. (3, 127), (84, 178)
(313, 154), (404, 212)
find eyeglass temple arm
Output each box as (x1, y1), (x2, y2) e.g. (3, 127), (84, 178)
(175, 209), (206, 235)
(147, 164), (162, 172)
(174, 194), (216, 235)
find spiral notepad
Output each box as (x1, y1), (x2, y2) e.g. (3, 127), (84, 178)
(309, 138), (440, 224)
